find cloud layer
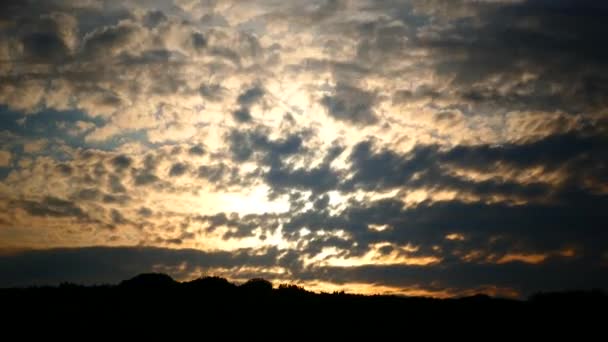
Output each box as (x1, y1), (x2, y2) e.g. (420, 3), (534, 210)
(0, 0), (607, 297)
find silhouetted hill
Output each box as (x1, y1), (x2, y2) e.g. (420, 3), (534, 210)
(1, 273), (606, 335)
(183, 275), (236, 293)
(119, 272), (177, 289)
(239, 278), (273, 294)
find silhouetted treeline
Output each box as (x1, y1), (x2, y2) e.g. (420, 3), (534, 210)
(2, 273), (606, 335)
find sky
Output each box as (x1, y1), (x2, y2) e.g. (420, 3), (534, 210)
(0, 0), (607, 298)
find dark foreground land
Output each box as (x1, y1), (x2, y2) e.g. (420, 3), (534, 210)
(2, 273), (606, 335)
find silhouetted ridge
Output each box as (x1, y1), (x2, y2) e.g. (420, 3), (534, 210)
(183, 276), (236, 293)
(529, 289), (608, 306)
(119, 273), (177, 289)
(2, 272), (606, 334)
(239, 278), (273, 294)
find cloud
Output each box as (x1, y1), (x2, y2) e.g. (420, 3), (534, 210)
(197, 163), (235, 184)
(143, 10), (167, 28)
(199, 84), (227, 102)
(21, 32), (70, 62)
(195, 211), (281, 240)
(0, 151), (11, 167)
(0, 0), (607, 296)
(188, 144), (205, 156)
(23, 139), (48, 153)
(169, 162), (188, 177)
(1, 245), (605, 297)
(231, 85), (266, 123)
(15, 196), (88, 220)
(133, 171), (159, 186)
(344, 130), (608, 198)
(0, 246), (282, 287)
(264, 161), (342, 195)
(227, 128), (305, 164)
(415, 0), (608, 113)
(82, 22), (142, 59)
(111, 155), (133, 171)
(303, 256), (608, 296)
(321, 83), (378, 125)
(232, 108), (252, 123)
(138, 207), (153, 217)
(237, 85), (265, 107)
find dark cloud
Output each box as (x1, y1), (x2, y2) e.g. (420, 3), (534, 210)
(313, 194), (330, 211)
(2, 245), (605, 296)
(0, 246), (282, 288)
(134, 172), (159, 186)
(231, 86), (265, 123)
(21, 32), (69, 62)
(118, 49), (172, 66)
(321, 83), (378, 125)
(283, 208), (346, 235)
(304, 256), (608, 296)
(102, 194), (130, 204)
(74, 188), (101, 201)
(433, 111), (461, 125)
(191, 32), (207, 50)
(0, 107), (102, 148)
(416, 0), (608, 112)
(143, 10), (167, 28)
(195, 212), (281, 240)
(110, 209), (127, 225)
(378, 194), (604, 252)
(441, 132), (608, 174)
(15, 196), (88, 220)
(208, 46), (241, 65)
(132, 155), (161, 186)
(306, 0), (346, 23)
(169, 162), (188, 177)
(344, 140), (423, 192)
(108, 174), (127, 193)
(188, 144), (205, 156)
(228, 130), (254, 162)
(299, 234), (355, 258)
(265, 162), (341, 195)
(83, 22), (139, 59)
(344, 131), (608, 198)
(354, 18), (413, 68)
(198, 163), (231, 183)
(265, 129), (608, 268)
(200, 13), (229, 28)
(137, 207), (153, 217)
(223, 127), (345, 195)
(199, 84), (227, 102)
(111, 155), (132, 171)
(275, 0), (346, 26)
(56, 164), (73, 176)
(237, 86), (265, 107)
(280, 185), (608, 267)
(392, 85), (441, 105)
(227, 128), (305, 164)
(232, 108), (252, 123)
